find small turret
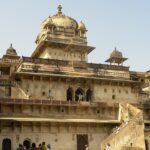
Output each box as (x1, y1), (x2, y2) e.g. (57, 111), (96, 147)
(105, 47), (128, 65)
(78, 21), (87, 37)
(3, 44), (20, 59)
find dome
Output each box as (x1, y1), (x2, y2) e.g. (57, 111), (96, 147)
(42, 5), (78, 29)
(51, 15), (78, 29)
(110, 48), (123, 58)
(78, 21), (86, 30)
(35, 5), (88, 46)
(6, 44), (17, 56)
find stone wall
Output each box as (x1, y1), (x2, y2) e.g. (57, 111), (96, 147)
(11, 78), (138, 104)
(0, 125), (109, 150)
(39, 47), (87, 62)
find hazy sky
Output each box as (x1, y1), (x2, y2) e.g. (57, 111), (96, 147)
(0, 0), (150, 72)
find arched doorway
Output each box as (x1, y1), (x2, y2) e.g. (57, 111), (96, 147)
(77, 134), (88, 150)
(145, 139), (149, 150)
(67, 87), (73, 101)
(86, 89), (92, 102)
(23, 139), (31, 149)
(75, 88), (84, 101)
(2, 138), (11, 150)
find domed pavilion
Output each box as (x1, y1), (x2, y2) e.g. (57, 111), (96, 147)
(105, 47), (128, 65)
(32, 5), (94, 61)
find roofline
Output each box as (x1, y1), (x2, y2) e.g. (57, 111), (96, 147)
(105, 57), (128, 63)
(14, 72), (139, 83)
(31, 41), (95, 58)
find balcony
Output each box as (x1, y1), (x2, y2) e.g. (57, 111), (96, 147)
(0, 98), (119, 108)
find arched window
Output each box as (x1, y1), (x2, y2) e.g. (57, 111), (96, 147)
(75, 88), (84, 101)
(67, 87), (73, 101)
(86, 89), (92, 102)
(2, 138), (11, 150)
(112, 95), (116, 100)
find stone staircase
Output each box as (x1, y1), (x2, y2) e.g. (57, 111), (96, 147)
(101, 104), (145, 150)
(13, 81), (29, 99)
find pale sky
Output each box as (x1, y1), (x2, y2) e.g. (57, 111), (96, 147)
(0, 0), (150, 72)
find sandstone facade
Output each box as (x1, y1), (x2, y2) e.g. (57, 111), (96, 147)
(0, 5), (150, 150)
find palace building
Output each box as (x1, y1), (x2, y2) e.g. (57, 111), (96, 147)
(0, 5), (150, 150)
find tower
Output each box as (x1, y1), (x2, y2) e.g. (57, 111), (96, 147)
(32, 5), (95, 62)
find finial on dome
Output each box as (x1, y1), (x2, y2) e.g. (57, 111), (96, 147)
(10, 43), (13, 48)
(57, 5), (62, 15)
(114, 47), (117, 51)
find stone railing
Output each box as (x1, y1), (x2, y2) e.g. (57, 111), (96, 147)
(21, 57), (129, 71)
(88, 63), (129, 71)
(22, 57), (71, 66)
(0, 58), (20, 64)
(0, 98), (119, 107)
(101, 104), (145, 150)
(20, 63), (130, 79)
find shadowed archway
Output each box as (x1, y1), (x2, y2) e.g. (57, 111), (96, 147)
(86, 89), (92, 102)
(145, 139), (149, 150)
(2, 138), (11, 150)
(23, 139), (31, 149)
(67, 87), (73, 101)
